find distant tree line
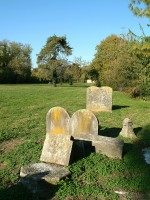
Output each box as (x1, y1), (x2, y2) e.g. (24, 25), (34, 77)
(0, 1), (149, 100)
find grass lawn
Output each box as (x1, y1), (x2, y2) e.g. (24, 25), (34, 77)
(0, 83), (150, 200)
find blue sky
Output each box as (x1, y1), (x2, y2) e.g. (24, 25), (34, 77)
(0, 0), (149, 67)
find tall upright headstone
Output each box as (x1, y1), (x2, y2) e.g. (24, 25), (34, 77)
(86, 86), (112, 112)
(40, 107), (73, 166)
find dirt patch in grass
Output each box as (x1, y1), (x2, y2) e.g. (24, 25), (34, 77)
(0, 161), (8, 170)
(0, 138), (25, 153)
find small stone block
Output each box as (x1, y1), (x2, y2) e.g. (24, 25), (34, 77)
(92, 136), (124, 159)
(119, 118), (136, 139)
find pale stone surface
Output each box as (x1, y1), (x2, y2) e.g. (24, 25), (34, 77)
(86, 86), (112, 112)
(72, 134), (124, 160)
(119, 118), (136, 139)
(40, 134), (73, 166)
(20, 162), (70, 184)
(46, 106), (70, 135)
(92, 136), (124, 159)
(20, 163), (70, 196)
(70, 109), (98, 136)
(142, 147), (150, 164)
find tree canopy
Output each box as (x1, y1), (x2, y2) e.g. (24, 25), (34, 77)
(37, 35), (72, 85)
(0, 40), (32, 83)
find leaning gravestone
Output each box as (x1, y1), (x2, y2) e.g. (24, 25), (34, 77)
(20, 107), (72, 196)
(70, 109), (98, 139)
(70, 109), (99, 160)
(86, 86), (112, 112)
(40, 107), (73, 166)
(70, 109), (124, 159)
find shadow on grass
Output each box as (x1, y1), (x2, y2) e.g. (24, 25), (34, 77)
(99, 126), (143, 138)
(0, 182), (60, 200)
(112, 105), (129, 110)
(57, 83), (94, 88)
(99, 126), (121, 137)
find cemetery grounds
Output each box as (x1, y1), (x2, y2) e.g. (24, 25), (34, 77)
(0, 83), (150, 200)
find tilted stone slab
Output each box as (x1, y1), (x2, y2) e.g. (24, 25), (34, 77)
(119, 118), (136, 139)
(86, 86), (112, 112)
(20, 163), (70, 194)
(40, 134), (73, 166)
(70, 109), (98, 136)
(46, 106), (70, 135)
(20, 162), (70, 184)
(92, 136), (124, 159)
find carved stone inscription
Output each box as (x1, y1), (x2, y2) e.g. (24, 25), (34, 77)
(86, 86), (112, 112)
(40, 134), (73, 166)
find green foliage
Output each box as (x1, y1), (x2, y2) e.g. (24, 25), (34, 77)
(91, 35), (139, 90)
(129, 0), (150, 18)
(0, 40), (32, 83)
(37, 35), (72, 85)
(123, 29), (150, 100)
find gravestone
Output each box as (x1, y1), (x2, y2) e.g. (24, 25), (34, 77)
(40, 107), (72, 166)
(70, 109), (98, 137)
(119, 118), (136, 139)
(46, 106), (70, 135)
(70, 109), (99, 159)
(86, 86), (112, 112)
(20, 107), (72, 196)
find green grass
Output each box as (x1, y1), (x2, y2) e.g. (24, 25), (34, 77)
(0, 83), (150, 200)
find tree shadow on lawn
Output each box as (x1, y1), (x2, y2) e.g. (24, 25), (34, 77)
(99, 126), (142, 138)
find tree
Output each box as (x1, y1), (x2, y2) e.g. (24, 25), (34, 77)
(37, 35), (72, 86)
(0, 40), (32, 83)
(91, 34), (140, 90)
(124, 30), (150, 100)
(129, 0), (150, 18)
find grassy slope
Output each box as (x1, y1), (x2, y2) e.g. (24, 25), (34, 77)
(0, 84), (150, 200)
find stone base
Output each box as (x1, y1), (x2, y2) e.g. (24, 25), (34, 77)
(20, 162), (70, 193)
(86, 106), (112, 112)
(92, 136), (124, 159)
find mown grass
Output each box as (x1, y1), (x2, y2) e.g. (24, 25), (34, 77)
(0, 83), (150, 200)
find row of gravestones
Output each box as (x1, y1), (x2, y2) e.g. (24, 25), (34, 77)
(40, 107), (124, 166)
(20, 106), (124, 192)
(20, 86), (136, 194)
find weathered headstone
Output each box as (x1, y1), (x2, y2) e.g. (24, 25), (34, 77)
(86, 86), (112, 112)
(40, 134), (73, 165)
(46, 106), (70, 135)
(70, 109), (98, 137)
(70, 109), (99, 160)
(119, 118), (136, 139)
(40, 107), (72, 166)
